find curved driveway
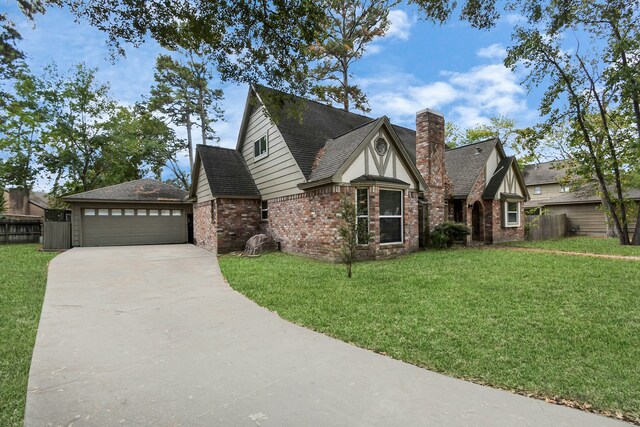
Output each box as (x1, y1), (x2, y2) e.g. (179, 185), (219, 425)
(25, 245), (625, 426)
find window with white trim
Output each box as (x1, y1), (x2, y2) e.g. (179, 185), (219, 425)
(533, 186), (541, 195)
(560, 185), (570, 193)
(505, 201), (520, 227)
(261, 201), (268, 221)
(379, 190), (403, 244)
(254, 135), (268, 159)
(356, 188), (369, 245)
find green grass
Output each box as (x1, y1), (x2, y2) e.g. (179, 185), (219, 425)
(220, 249), (640, 420)
(504, 236), (640, 257)
(0, 245), (56, 427)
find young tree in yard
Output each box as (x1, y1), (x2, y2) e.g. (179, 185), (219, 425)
(309, 0), (398, 112)
(0, 70), (48, 191)
(337, 194), (372, 278)
(411, 0), (640, 245)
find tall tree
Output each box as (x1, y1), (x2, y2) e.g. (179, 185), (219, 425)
(148, 50), (223, 171)
(0, 70), (48, 191)
(40, 63), (184, 198)
(309, 0), (397, 112)
(411, 0), (640, 245)
(59, 0), (327, 95)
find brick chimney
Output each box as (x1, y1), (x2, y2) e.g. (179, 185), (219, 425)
(9, 188), (30, 215)
(416, 108), (446, 232)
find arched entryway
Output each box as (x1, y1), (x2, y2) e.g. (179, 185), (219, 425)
(471, 201), (484, 242)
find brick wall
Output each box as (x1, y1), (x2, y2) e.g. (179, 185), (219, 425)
(194, 201), (217, 252)
(193, 198), (261, 254)
(266, 185), (419, 260)
(216, 198), (261, 253)
(415, 109), (446, 233)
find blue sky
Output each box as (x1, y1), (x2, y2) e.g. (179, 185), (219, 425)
(6, 2), (543, 188)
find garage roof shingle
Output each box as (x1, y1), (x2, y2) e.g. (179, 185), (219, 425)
(63, 179), (188, 202)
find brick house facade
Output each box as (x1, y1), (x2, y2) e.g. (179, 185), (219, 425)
(190, 85), (528, 257)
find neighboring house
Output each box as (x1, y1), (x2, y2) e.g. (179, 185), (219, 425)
(1, 188), (50, 218)
(523, 161), (640, 236)
(190, 85), (529, 259)
(522, 161), (571, 210)
(63, 179), (191, 247)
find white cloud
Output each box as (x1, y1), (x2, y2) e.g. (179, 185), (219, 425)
(476, 43), (507, 59)
(363, 43), (383, 56)
(365, 63), (531, 130)
(386, 9), (415, 41)
(503, 13), (525, 25)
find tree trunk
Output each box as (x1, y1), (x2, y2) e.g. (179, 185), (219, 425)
(198, 88), (207, 145)
(632, 207), (640, 245)
(346, 261), (352, 278)
(186, 114), (194, 172)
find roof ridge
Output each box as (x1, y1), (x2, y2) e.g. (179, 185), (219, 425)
(445, 138), (498, 152)
(328, 117), (380, 141)
(63, 178), (154, 198)
(254, 84), (375, 122)
(523, 159), (566, 167)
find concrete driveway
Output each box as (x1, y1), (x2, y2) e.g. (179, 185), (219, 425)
(25, 245), (626, 426)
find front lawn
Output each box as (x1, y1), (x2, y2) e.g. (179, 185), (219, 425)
(0, 245), (57, 427)
(504, 236), (640, 257)
(220, 249), (640, 421)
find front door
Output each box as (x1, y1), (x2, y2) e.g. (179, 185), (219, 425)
(471, 202), (482, 241)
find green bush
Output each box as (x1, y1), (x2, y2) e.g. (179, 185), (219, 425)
(430, 221), (471, 248)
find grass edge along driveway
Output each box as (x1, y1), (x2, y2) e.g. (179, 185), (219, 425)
(220, 248), (640, 424)
(0, 244), (57, 427)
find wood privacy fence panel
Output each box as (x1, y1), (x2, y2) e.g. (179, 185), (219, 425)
(43, 222), (71, 250)
(525, 214), (567, 241)
(0, 218), (42, 244)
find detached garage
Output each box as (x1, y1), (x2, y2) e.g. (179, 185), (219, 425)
(64, 179), (191, 247)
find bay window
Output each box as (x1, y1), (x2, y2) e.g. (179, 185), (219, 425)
(379, 190), (403, 244)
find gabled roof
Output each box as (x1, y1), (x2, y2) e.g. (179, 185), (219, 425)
(444, 139), (500, 198)
(29, 192), (49, 209)
(308, 118), (381, 182)
(245, 85), (417, 180)
(522, 160), (566, 186)
(63, 179), (188, 202)
(194, 145), (260, 198)
(483, 156), (515, 199)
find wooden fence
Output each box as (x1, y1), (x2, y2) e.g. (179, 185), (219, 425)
(0, 218), (42, 244)
(43, 222), (71, 250)
(525, 214), (567, 241)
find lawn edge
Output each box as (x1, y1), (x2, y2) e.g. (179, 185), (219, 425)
(220, 258), (640, 426)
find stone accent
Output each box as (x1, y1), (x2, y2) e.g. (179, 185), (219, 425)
(416, 109), (446, 233)
(194, 201), (217, 252)
(193, 198), (261, 254)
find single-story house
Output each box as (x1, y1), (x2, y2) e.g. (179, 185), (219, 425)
(189, 85), (529, 259)
(63, 179), (191, 247)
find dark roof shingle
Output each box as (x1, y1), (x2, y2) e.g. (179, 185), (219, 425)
(522, 161), (566, 185)
(63, 179), (188, 202)
(483, 156), (515, 199)
(197, 145), (260, 197)
(444, 139), (498, 198)
(255, 85), (417, 179)
(308, 118), (381, 182)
